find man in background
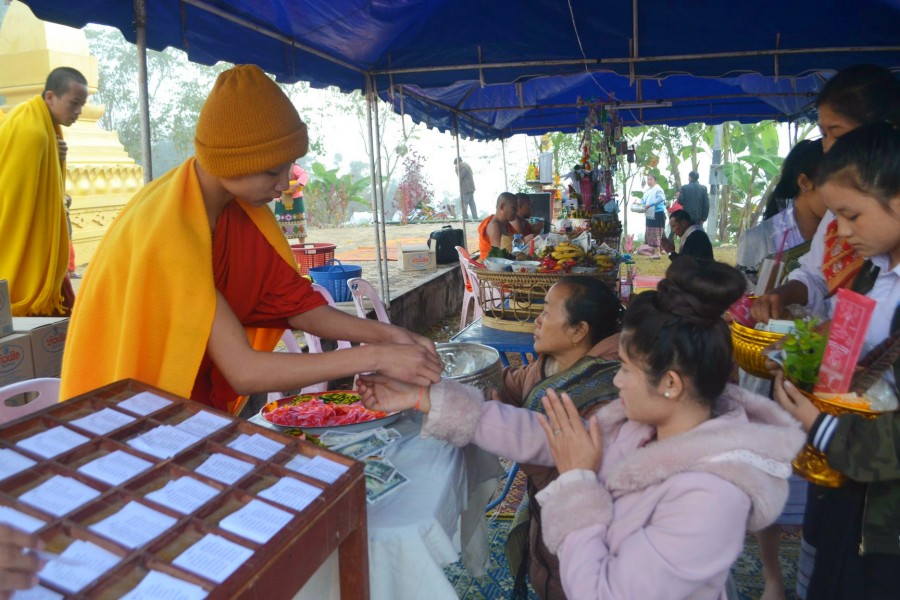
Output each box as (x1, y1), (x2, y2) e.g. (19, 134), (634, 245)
(660, 209), (714, 262)
(454, 157), (478, 221)
(0, 67), (88, 315)
(677, 171), (710, 227)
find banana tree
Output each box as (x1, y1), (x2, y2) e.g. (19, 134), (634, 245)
(303, 162), (371, 227)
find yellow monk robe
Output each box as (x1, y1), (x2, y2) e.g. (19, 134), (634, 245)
(61, 158), (293, 413)
(0, 96), (70, 315)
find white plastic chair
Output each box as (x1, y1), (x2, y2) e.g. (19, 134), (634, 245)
(347, 277), (390, 323)
(0, 378), (61, 424)
(267, 284), (352, 400)
(456, 246), (484, 330)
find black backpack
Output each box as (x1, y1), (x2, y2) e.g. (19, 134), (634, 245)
(428, 225), (465, 264)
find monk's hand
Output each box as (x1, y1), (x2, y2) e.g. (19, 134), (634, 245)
(387, 327), (441, 365)
(57, 136), (68, 163)
(773, 371), (820, 431)
(0, 525), (43, 598)
(374, 343), (443, 386)
(357, 374), (431, 414)
(536, 389), (602, 473)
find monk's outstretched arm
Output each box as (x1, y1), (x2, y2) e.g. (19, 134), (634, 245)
(206, 292), (442, 395)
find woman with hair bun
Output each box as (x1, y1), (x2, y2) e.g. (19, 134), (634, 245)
(359, 258), (805, 599)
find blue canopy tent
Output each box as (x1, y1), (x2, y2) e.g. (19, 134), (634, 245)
(20, 0), (899, 296)
(379, 71), (828, 141)
(23, 0), (900, 89)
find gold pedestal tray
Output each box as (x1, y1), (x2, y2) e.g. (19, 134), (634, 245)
(730, 321), (785, 379)
(792, 389), (882, 487)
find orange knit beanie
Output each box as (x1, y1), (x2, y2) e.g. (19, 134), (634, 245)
(195, 64), (308, 178)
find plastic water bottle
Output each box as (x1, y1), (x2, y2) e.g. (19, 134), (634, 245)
(620, 274), (632, 303)
(512, 234), (525, 254)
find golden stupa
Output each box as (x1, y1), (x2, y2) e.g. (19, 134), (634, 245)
(0, 0), (143, 264)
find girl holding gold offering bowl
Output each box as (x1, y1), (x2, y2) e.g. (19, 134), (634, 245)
(773, 122), (900, 600)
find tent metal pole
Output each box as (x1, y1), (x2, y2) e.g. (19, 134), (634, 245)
(501, 137), (509, 191)
(182, 0), (364, 75)
(373, 45), (900, 77)
(372, 78), (391, 303)
(365, 76), (388, 304)
(134, 0), (152, 182)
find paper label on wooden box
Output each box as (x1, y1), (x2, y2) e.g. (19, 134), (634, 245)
(19, 475), (101, 517)
(89, 501), (178, 549)
(0, 505), (46, 533)
(78, 450), (154, 486)
(144, 477), (220, 515)
(117, 391), (173, 416)
(218, 499), (293, 544)
(172, 533), (253, 584)
(69, 407), (136, 436)
(121, 570), (208, 600)
(38, 539), (121, 594)
(0, 448), (36, 481)
(815, 289), (876, 394)
(17, 426), (90, 459)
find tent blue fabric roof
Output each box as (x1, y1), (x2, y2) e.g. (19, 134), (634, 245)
(381, 72), (828, 140)
(23, 0), (900, 91)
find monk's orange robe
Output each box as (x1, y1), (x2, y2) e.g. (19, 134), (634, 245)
(61, 158), (324, 414)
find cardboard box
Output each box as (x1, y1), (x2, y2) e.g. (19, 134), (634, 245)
(398, 243), (436, 272)
(13, 317), (69, 378)
(0, 333), (35, 388)
(0, 280), (12, 337)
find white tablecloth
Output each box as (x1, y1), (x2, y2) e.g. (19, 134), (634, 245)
(250, 412), (502, 600)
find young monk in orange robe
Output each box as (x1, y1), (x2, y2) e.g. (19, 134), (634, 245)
(61, 65), (442, 413)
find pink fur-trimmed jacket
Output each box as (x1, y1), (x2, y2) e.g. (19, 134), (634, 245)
(423, 381), (805, 600)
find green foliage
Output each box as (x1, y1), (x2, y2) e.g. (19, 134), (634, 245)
(303, 162), (370, 227)
(783, 318), (827, 391)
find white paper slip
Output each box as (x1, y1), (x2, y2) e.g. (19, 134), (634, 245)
(19, 475), (101, 517)
(283, 454), (311, 471)
(78, 450), (154, 486)
(258, 477), (322, 513)
(172, 533), (253, 585)
(16, 426), (90, 459)
(117, 391), (173, 416)
(226, 433), (285, 461)
(68, 407), (136, 436)
(218, 499), (293, 544)
(0, 448), (36, 481)
(30, 550), (88, 568)
(89, 501), (178, 549)
(144, 477), (220, 515)
(121, 570), (208, 600)
(127, 425), (200, 459)
(0, 506), (46, 534)
(175, 411), (231, 439)
(11, 584), (64, 600)
(194, 453), (254, 485)
(284, 454), (349, 484)
(38, 539), (120, 594)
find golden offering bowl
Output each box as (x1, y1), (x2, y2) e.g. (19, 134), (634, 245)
(730, 321), (784, 379)
(792, 389), (881, 488)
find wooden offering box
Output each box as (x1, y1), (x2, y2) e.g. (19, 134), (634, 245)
(0, 379), (369, 599)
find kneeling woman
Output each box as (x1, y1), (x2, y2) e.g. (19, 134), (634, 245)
(361, 258), (805, 599)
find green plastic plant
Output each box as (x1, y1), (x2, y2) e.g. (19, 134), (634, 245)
(782, 317), (827, 391)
